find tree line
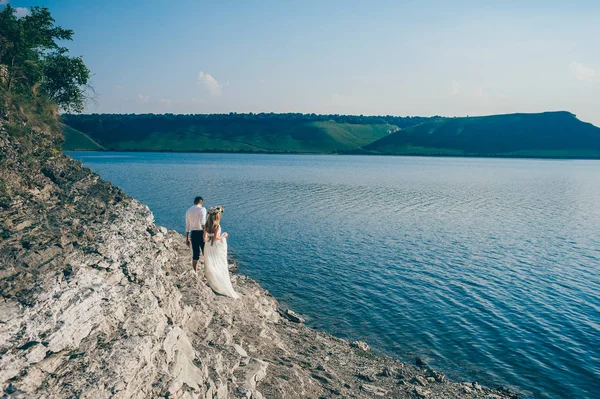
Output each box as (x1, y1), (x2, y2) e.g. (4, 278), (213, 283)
(64, 112), (432, 126)
(62, 113), (434, 141)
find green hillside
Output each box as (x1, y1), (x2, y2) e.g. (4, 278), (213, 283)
(363, 112), (600, 158)
(62, 113), (411, 153)
(62, 112), (600, 158)
(62, 125), (105, 151)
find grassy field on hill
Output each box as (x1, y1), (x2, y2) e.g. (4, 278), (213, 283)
(106, 121), (396, 153)
(362, 112), (600, 158)
(62, 114), (405, 153)
(62, 125), (105, 151)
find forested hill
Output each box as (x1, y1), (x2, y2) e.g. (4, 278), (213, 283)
(61, 113), (428, 153)
(362, 111), (600, 158)
(62, 112), (600, 158)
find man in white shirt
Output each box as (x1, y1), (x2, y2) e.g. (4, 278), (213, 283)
(185, 196), (207, 273)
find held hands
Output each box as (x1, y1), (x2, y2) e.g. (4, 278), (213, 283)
(222, 232), (228, 239)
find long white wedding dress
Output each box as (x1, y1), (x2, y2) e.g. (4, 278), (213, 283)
(204, 228), (239, 298)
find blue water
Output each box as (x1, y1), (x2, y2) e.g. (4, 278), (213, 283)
(69, 152), (600, 399)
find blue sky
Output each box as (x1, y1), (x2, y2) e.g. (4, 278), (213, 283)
(5, 0), (600, 125)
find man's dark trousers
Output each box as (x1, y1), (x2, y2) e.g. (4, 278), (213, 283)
(191, 230), (205, 260)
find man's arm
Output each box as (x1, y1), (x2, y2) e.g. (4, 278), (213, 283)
(185, 211), (191, 246)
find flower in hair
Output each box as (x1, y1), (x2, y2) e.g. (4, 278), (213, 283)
(208, 206), (224, 215)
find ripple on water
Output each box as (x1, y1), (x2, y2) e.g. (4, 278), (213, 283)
(70, 152), (600, 399)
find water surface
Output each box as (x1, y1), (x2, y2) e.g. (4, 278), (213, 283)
(70, 152), (600, 399)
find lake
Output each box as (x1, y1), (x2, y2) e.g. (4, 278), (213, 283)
(69, 152), (600, 399)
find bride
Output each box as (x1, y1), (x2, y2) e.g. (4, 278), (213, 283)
(202, 206), (239, 298)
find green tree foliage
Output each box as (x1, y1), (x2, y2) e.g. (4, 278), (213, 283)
(0, 4), (90, 112)
(40, 49), (90, 112)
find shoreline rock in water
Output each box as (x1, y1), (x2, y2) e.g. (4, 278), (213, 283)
(0, 117), (520, 398)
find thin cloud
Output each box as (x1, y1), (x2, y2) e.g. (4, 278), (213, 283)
(450, 81), (461, 96)
(0, 1), (31, 17)
(137, 94), (150, 103)
(569, 61), (597, 83)
(14, 7), (30, 18)
(198, 71), (222, 96)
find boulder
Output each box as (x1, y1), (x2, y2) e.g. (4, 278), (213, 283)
(361, 384), (388, 397)
(283, 309), (305, 323)
(350, 341), (370, 351)
(414, 386), (431, 398)
(410, 376), (428, 387)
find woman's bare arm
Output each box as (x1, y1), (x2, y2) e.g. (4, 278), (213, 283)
(212, 226), (222, 241)
(212, 226), (228, 241)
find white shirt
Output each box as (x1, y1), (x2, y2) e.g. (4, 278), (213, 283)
(185, 205), (207, 232)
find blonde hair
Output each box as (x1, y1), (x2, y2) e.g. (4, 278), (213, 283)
(205, 212), (221, 235)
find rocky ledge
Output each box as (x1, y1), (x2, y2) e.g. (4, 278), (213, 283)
(0, 113), (520, 398)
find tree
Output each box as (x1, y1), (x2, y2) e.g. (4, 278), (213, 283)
(0, 4), (90, 112)
(40, 49), (90, 112)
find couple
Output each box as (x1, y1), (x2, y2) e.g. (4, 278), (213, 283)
(185, 196), (239, 298)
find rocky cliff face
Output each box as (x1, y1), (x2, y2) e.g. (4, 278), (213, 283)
(0, 104), (519, 398)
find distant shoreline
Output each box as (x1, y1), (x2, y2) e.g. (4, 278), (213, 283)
(63, 112), (600, 160)
(66, 148), (600, 161)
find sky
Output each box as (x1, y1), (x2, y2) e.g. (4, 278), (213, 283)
(4, 0), (600, 125)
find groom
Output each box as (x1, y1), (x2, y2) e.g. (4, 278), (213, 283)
(185, 196), (207, 273)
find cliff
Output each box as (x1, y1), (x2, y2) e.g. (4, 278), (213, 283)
(0, 98), (519, 398)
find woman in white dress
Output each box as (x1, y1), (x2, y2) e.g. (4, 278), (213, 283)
(203, 206), (239, 298)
